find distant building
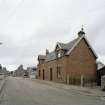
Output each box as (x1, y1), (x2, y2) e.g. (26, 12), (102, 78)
(13, 65), (25, 77)
(97, 61), (105, 70)
(27, 67), (37, 79)
(97, 62), (105, 86)
(2, 67), (9, 76)
(37, 28), (98, 85)
(0, 64), (2, 74)
(0, 64), (8, 75)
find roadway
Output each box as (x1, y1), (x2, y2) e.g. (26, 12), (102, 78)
(0, 77), (105, 105)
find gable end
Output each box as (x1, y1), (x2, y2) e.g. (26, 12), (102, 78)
(66, 36), (98, 59)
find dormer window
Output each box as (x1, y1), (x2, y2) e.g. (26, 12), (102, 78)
(58, 52), (61, 58)
(38, 55), (46, 64)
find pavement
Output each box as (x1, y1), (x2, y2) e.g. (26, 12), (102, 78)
(0, 78), (6, 96)
(0, 77), (105, 105)
(32, 79), (105, 97)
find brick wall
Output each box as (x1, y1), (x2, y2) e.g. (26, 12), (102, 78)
(66, 38), (97, 84)
(38, 38), (97, 85)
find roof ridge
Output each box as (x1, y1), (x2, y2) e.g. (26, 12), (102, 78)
(57, 38), (79, 45)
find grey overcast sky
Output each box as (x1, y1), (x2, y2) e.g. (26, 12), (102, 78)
(0, 0), (105, 70)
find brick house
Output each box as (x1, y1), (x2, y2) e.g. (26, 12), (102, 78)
(37, 28), (98, 85)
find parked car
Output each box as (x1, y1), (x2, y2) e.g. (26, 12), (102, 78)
(23, 71), (29, 78)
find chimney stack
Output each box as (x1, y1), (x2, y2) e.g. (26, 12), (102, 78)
(46, 49), (49, 55)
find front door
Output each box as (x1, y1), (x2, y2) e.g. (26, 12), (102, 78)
(43, 69), (45, 80)
(50, 68), (53, 81)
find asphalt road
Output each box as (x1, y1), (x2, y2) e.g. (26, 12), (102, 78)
(0, 77), (105, 105)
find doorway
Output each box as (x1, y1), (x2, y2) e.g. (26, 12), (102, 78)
(43, 69), (45, 80)
(50, 68), (53, 81)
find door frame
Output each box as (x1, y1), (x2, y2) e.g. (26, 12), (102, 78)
(50, 68), (53, 81)
(43, 69), (45, 80)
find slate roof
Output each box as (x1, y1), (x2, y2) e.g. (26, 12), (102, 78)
(45, 51), (56, 62)
(38, 35), (98, 62)
(97, 61), (105, 70)
(38, 37), (79, 62)
(61, 38), (78, 50)
(38, 55), (46, 60)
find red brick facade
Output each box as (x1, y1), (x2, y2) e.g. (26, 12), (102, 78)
(37, 32), (97, 85)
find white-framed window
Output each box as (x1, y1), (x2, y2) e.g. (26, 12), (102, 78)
(57, 67), (61, 79)
(58, 52), (61, 58)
